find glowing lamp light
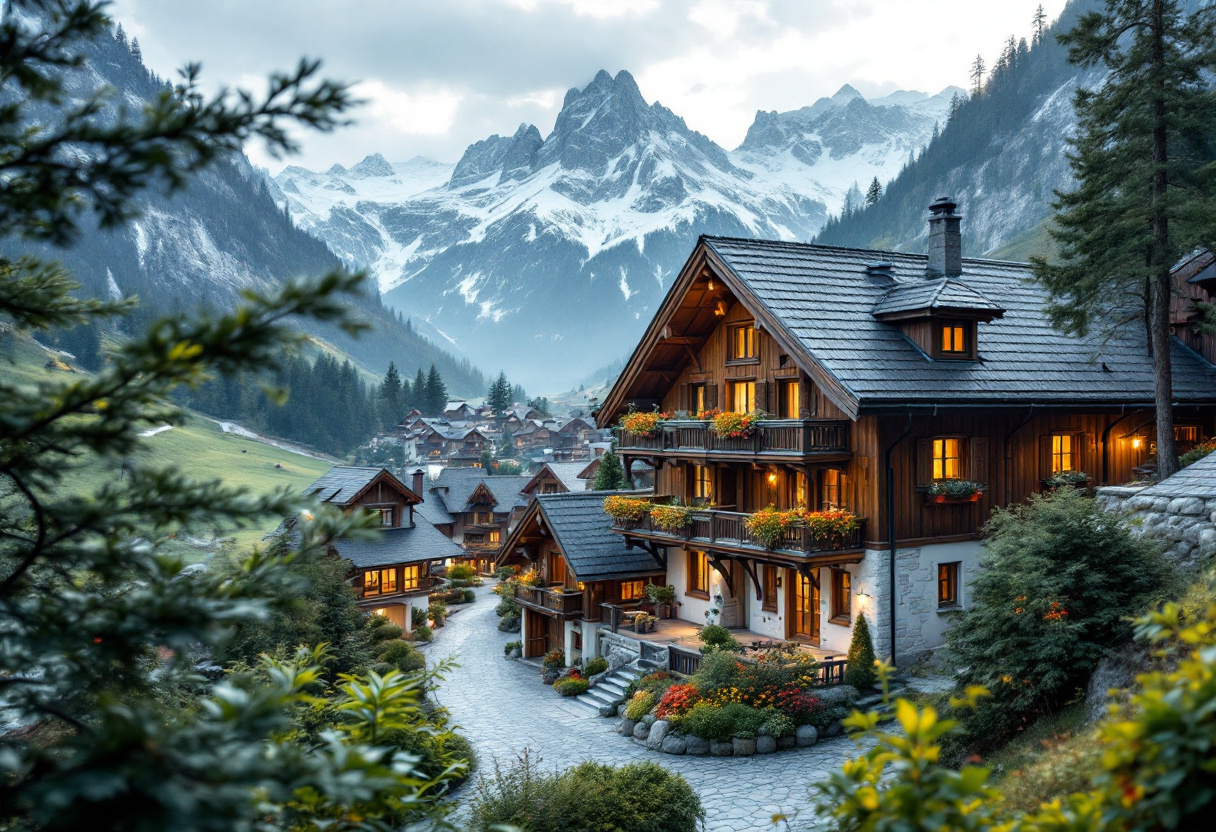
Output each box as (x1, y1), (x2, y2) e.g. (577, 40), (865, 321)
(1132, 437), (1143, 449)
(714, 300), (728, 316)
(767, 470), (778, 486)
(708, 278), (716, 291)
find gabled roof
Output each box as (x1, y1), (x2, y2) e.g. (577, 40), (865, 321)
(871, 277), (1004, 320)
(335, 522), (463, 568)
(599, 236), (1216, 422)
(303, 467), (420, 508)
(499, 491), (665, 582)
(430, 468), (531, 514)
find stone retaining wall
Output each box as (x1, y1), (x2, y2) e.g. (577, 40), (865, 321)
(1096, 485), (1216, 571)
(597, 629), (642, 670)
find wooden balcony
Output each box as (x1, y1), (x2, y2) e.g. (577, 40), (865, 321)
(614, 419), (850, 461)
(513, 583), (585, 618)
(357, 575), (442, 603)
(613, 507), (866, 561)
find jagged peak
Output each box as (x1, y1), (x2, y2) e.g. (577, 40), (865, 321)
(349, 153), (394, 178)
(832, 83), (863, 101)
(326, 163), (348, 176)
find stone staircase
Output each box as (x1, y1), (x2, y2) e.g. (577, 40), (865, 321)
(571, 663), (644, 717)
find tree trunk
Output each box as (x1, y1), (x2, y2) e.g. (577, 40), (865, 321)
(1149, 0), (1178, 478)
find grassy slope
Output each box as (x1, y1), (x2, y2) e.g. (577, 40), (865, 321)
(3, 331), (333, 556)
(988, 220), (1058, 264)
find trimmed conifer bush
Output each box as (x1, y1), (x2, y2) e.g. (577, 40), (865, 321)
(844, 612), (877, 689)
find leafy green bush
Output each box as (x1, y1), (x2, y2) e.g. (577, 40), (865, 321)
(677, 701), (734, 741)
(448, 563), (476, 581)
(503, 640), (521, 656)
(412, 606), (428, 628)
(463, 588), (476, 604)
(690, 648), (742, 693)
(495, 597), (520, 617)
(625, 691), (656, 720)
(469, 753), (703, 832)
(945, 487), (1170, 755)
(1180, 439), (1216, 468)
(412, 625), (434, 643)
(497, 613), (520, 632)
(624, 671), (674, 699)
(428, 600), (448, 626)
(553, 676), (589, 696)
(758, 708), (795, 738)
(698, 624), (742, 653)
(494, 566), (515, 581)
(377, 640), (426, 674)
(584, 657), (609, 676)
(844, 612), (877, 689)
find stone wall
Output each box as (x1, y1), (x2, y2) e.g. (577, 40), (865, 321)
(1096, 485), (1216, 571)
(597, 628), (642, 670)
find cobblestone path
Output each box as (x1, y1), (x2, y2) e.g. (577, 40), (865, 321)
(429, 585), (861, 831)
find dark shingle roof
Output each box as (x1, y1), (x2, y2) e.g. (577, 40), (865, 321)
(303, 467), (390, 506)
(334, 520), (464, 568)
(431, 468), (531, 513)
(414, 496), (455, 526)
(1136, 452), (1216, 500)
(705, 237), (1216, 408)
(536, 491), (665, 581)
(871, 277), (1004, 318)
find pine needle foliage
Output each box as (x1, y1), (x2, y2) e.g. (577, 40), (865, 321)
(844, 612), (877, 689)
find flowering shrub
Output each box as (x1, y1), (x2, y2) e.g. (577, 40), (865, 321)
(1045, 470), (1090, 488)
(553, 671), (589, 697)
(518, 569), (543, 587)
(603, 495), (651, 523)
(803, 510), (860, 538)
(745, 506), (805, 548)
(654, 683), (701, 719)
(710, 409), (765, 438)
(625, 691), (657, 721)
(694, 408), (721, 421)
(542, 648), (565, 671)
(584, 657), (609, 676)
(620, 410), (669, 436)
(650, 503), (692, 532)
(1180, 438), (1216, 467)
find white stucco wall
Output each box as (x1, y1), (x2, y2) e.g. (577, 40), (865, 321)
(667, 546), (714, 625)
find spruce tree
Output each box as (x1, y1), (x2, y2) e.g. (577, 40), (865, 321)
(379, 360), (404, 429)
(865, 177), (882, 206)
(1032, 0), (1216, 479)
(594, 447), (628, 490)
(844, 612), (877, 689)
(488, 370), (512, 417)
(970, 54), (986, 95)
(1033, 4), (1048, 42)
(424, 363), (446, 415)
(412, 367), (427, 412)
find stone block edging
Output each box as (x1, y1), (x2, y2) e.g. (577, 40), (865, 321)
(615, 716), (843, 757)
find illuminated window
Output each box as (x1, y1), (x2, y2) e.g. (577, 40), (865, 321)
(690, 383), (707, 414)
(779, 380), (800, 419)
(940, 323), (967, 354)
(1051, 434), (1075, 473)
(364, 570), (380, 596)
(364, 568), (397, 596)
(1175, 426), (1199, 441)
(933, 438), (961, 480)
(488, 529), (501, 544)
(821, 469), (844, 510)
(688, 551), (709, 596)
(729, 380), (756, 413)
(938, 562), (960, 607)
(402, 565), (420, 590)
(795, 472), (808, 508)
(830, 569), (851, 622)
(378, 507), (394, 527)
(762, 565), (778, 612)
(474, 511), (493, 524)
(692, 464), (712, 500)
(729, 325), (756, 361)
(621, 580), (644, 601)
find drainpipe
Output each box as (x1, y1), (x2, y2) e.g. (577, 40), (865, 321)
(883, 414), (914, 668)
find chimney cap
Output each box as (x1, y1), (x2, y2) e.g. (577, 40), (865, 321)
(929, 196), (959, 216)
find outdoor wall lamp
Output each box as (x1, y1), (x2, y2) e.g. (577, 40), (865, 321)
(1132, 437), (1143, 449)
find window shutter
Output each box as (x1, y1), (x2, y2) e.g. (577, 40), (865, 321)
(799, 378), (813, 418)
(754, 381), (768, 414)
(707, 382), (718, 409)
(916, 438), (934, 485)
(970, 437), (989, 484)
(1039, 435), (1052, 480)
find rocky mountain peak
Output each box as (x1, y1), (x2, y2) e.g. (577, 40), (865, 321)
(349, 153), (394, 178)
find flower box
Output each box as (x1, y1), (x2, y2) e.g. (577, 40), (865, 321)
(927, 492), (983, 505)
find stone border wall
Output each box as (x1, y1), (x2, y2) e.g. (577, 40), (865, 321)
(1096, 485), (1216, 571)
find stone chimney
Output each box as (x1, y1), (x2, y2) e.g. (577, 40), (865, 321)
(926, 197), (962, 278)
(411, 467), (426, 498)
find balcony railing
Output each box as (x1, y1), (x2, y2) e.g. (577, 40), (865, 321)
(614, 506), (865, 558)
(513, 583), (585, 617)
(615, 419), (849, 457)
(359, 575), (442, 601)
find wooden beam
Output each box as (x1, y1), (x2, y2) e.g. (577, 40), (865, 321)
(708, 557), (734, 596)
(740, 558), (763, 601)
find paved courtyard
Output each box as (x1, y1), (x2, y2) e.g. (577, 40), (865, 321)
(429, 585), (863, 831)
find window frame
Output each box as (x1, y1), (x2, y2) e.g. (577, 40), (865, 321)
(691, 464), (712, 501)
(402, 564), (420, 591)
(778, 379), (800, 419)
(937, 562), (960, 608)
(727, 324), (758, 363)
(820, 469), (844, 511)
(937, 320), (971, 359)
(1051, 433), (1076, 474)
(689, 382), (707, 415)
(932, 437), (963, 480)
(687, 550), (709, 598)
(830, 568), (851, 623)
(620, 579), (644, 601)
(728, 379), (756, 413)
(378, 507), (394, 527)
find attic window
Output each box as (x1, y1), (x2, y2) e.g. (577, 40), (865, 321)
(728, 325), (757, 362)
(939, 322), (968, 356)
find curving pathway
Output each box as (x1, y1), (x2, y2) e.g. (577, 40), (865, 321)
(429, 585), (862, 832)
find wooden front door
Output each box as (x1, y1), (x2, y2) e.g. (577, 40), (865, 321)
(525, 609), (547, 658)
(789, 568), (820, 643)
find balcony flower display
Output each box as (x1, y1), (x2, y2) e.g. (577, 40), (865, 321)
(745, 506), (859, 549)
(694, 408), (722, 421)
(620, 410), (669, 436)
(603, 495), (652, 523)
(925, 479), (983, 503)
(710, 409), (766, 439)
(649, 503), (694, 532)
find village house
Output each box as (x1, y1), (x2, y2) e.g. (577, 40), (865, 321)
(497, 491), (667, 660)
(593, 198), (1216, 664)
(418, 468), (533, 574)
(300, 466), (462, 632)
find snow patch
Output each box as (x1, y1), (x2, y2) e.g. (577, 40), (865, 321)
(618, 267), (633, 301)
(106, 268), (121, 300)
(139, 425), (173, 438)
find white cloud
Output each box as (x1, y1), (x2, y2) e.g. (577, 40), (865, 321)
(356, 80), (463, 136)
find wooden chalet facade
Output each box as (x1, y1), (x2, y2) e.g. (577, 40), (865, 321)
(303, 467), (462, 631)
(596, 200), (1216, 662)
(497, 492), (666, 660)
(420, 469), (532, 574)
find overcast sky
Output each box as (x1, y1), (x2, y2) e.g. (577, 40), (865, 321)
(110, 0), (1070, 174)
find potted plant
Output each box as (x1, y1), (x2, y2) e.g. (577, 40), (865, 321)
(602, 495), (652, 526)
(709, 409), (766, 439)
(645, 584), (677, 618)
(1044, 470), (1092, 490)
(925, 479), (983, 504)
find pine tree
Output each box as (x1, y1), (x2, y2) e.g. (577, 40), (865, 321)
(129, 36), (141, 62)
(1032, 0), (1216, 479)
(593, 447), (628, 490)
(378, 360), (404, 429)
(424, 364), (446, 416)
(865, 177), (882, 206)
(488, 371), (512, 418)
(1033, 4), (1048, 42)
(970, 53), (986, 95)
(844, 612), (877, 689)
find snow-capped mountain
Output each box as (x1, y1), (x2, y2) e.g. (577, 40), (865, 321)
(274, 70), (959, 390)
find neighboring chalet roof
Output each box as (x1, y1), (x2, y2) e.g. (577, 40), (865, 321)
(598, 236), (1216, 422)
(414, 496), (456, 526)
(871, 277), (1004, 321)
(1135, 452), (1216, 500)
(430, 468), (531, 513)
(499, 491), (665, 581)
(520, 462), (585, 495)
(303, 466), (420, 507)
(335, 522), (462, 569)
